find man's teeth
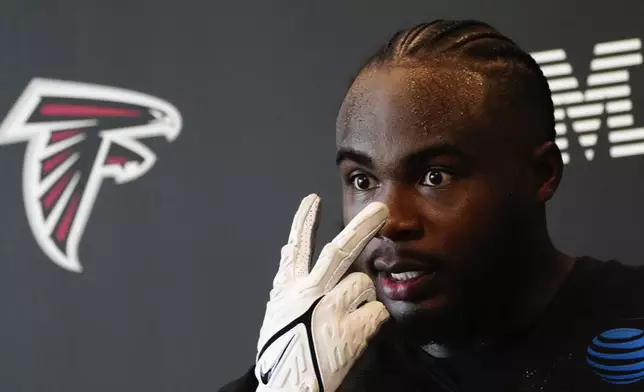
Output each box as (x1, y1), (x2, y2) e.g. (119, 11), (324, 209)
(389, 271), (425, 281)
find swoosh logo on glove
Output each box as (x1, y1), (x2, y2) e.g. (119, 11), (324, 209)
(259, 334), (295, 385)
(257, 297), (325, 390)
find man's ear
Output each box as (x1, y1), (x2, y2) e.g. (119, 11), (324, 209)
(532, 140), (564, 203)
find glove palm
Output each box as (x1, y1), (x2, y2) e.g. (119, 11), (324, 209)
(255, 194), (390, 392)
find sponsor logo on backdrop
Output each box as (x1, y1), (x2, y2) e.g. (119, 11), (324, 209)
(530, 38), (643, 164)
(0, 78), (182, 273)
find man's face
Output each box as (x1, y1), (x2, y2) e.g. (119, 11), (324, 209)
(336, 65), (532, 341)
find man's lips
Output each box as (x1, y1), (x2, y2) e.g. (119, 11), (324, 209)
(372, 256), (441, 302)
(358, 237), (445, 302)
(373, 257), (434, 274)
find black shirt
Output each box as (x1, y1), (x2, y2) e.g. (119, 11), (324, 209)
(219, 257), (644, 391)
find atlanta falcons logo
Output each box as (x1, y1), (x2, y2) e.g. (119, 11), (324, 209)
(0, 78), (182, 273)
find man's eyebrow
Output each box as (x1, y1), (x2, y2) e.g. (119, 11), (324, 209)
(335, 143), (465, 167)
(401, 143), (466, 167)
(335, 148), (374, 168)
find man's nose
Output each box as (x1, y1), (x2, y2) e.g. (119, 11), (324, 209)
(377, 184), (423, 242)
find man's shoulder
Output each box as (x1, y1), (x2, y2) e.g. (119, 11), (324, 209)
(582, 256), (644, 291)
(572, 255), (644, 284)
(571, 256), (644, 319)
(529, 257), (644, 391)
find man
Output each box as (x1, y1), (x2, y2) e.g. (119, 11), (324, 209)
(220, 20), (644, 391)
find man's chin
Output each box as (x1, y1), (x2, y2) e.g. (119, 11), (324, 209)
(383, 295), (448, 320)
(383, 295), (470, 345)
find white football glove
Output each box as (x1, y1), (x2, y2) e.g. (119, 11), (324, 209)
(254, 194), (390, 392)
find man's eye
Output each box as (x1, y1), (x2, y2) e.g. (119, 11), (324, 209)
(421, 170), (453, 187)
(350, 174), (376, 191)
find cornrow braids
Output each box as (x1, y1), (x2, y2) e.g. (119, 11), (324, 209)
(352, 20), (555, 142)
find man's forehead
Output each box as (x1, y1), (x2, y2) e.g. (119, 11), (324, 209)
(336, 65), (488, 150)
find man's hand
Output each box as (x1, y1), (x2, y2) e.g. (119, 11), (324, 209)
(254, 194), (390, 392)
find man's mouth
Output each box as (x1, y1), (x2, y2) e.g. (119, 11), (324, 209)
(378, 269), (438, 301)
(373, 256), (441, 301)
(388, 270), (431, 282)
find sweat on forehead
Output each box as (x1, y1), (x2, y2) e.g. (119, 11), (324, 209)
(336, 65), (488, 146)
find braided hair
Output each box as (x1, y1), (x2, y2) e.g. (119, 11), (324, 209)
(351, 20), (555, 142)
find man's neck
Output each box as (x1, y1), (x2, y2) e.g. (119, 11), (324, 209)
(505, 221), (576, 334)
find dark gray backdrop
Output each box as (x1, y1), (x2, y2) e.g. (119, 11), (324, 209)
(0, 0), (643, 391)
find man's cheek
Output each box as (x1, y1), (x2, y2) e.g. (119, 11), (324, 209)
(342, 191), (361, 221)
(431, 209), (496, 256)
(342, 263), (361, 279)
(352, 251), (370, 274)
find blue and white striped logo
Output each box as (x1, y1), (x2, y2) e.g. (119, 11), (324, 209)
(586, 328), (644, 384)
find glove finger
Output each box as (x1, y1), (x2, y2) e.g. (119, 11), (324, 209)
(309, 202), (388, 292)
(290, 194), (321, 279)
(322, 272), (376, 315)
(273, 194), (320, 291)
(345, 301), (390, 342)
